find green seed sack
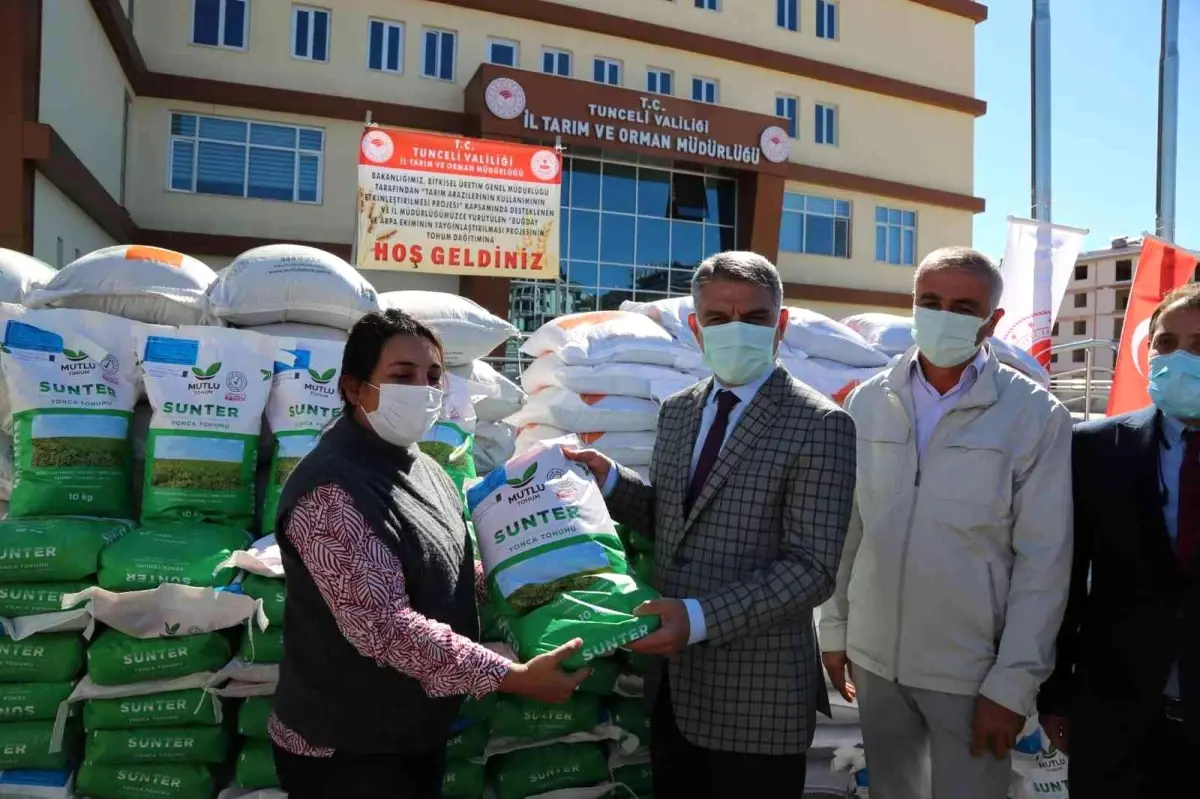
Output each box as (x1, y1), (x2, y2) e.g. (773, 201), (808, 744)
(606, 697), (650, 749)
(0, 305), (140, 519)
(86, 629), (231, 687)
(86, 725), (229, 766)
(442, 758), (486, 799)
(239, 574), (285, 626)
(97, 523), (250, 591)
(236, 626), (283, 665)
(620, 650), (650, 677)
(261, 337), (344, 534)
(491, 693), (601, 742)
(612, 762), (653, 796)
(137, 326), (276, 528)
(617, 524), (654, 556)
(75, 762), (214, 799)
(576, 656), (619, 696)
(467, 444), (659, 668)
(631, 552), (653, 586)
(0, 581), (91, 616)
(419, 374), (483, 503)
(0, 632), (84, 682)
(235, 739), (278, 790)
(0, 517), (129, 582)
(84, 688), (220, 731)
(0, 681), (74, 722)
(458, 692), (497, 724)
(236, 695), (272, 740)
(478, 600), (504, 642)
(0, 719), (72, 770)
(445, 720), (490, 761)
(492, 742), (608, 799)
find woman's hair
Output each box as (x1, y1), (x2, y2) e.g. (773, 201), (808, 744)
(340, 309), (444, 414)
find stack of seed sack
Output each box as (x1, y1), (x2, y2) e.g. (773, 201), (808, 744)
(380, 291), (524, 477)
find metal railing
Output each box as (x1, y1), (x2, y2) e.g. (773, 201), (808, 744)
(1047, 338), (1118, 420)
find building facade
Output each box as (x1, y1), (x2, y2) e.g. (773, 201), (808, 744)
(1049, 236), (1140, 378)
(2, 0), (986, 334)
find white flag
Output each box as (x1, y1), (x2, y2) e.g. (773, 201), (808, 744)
(995, 217), (1089, 367)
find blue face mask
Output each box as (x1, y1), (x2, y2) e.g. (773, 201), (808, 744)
(699, 321), (779, 386)
(1148, 350), (1200, 421)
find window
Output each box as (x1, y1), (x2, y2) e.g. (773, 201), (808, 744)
(291, 6), (329, 62)
(816, 0), (838, 39)
(777, 0), (798, 31)
(542, 48), (571, 77)
(692, 78), (718, 104)
(593, 57), (621, 86)
(487, 37), (518, 67)
(775, 95), (798, 138)
(168, 113), (323, 204)
(1115, 288), (1130, 311)
(875, 207), (916, 265)
(1113, 317), (1124, 341)
(367, 19), (404, 73)
(1115, 259), (1133, 282)
(1074, 263), (1088, 280)
(1072, 349), (1086, 364)
(815, 103), (838, 145)
(1073, 320), (1086, 336)
(646, 68), (673, 96)
(1073, 293), (1087, 309)
(1051, 322), (1059, 336)
(191, 0), (247, 49)
(421, 28), (456, 81)
(780, 193), (851, 258)
(1050, 353), (1059, 364)
(695, 0), (719, 9)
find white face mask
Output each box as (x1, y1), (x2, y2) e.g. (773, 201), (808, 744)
(912, 306), (987, 368)
(363, 383), (444, 447)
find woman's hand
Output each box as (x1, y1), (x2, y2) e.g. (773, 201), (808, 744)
(499, 638), (592, 703)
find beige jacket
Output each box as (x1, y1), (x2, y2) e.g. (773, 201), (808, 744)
(818, 348), (1073, 716)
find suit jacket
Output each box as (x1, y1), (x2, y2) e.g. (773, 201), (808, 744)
(1038, 408), (1200, 788)
(607, 365), (857, 755)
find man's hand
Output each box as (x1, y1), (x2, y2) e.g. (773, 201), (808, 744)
(821, 651), (856, 703)
(971, 696), (1025, 759)
(1039, 713), (1069, 755)
(626, 599), (689, 656)
(563, 447), (616, 488)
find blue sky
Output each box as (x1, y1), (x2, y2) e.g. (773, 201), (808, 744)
(972, 0), (1198, 259)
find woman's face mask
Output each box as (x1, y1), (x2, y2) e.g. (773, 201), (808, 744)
(364, 383), (444, 447)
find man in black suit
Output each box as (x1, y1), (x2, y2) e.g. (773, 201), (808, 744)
(1039, 282), (1200, 794)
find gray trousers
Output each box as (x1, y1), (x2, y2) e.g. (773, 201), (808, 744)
(855, 667), (1011, 799)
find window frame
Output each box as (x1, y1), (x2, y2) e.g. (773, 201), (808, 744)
(420, 27), (457, 82)
(1073, 263), (1088, 280)
(190, 0), (249, 51)
(541, 47), (571, 77)
(779, 192), (853, 259)
(775, 94), (798, 138)
(166, 111), (325, 205)
(692, 77), (718, 104)
(1115, 258), (1133, 282)
(291, 5), (330, 63)
(695, 0), (720, 9)
(366, 18), (405, 75)
(874, 206), (917, 266)
(646, 68), (674, 96)
(1072, 293), (1088, 309)
(777, 0), (798, 31)
(486, 36), (520, 67)
(593, 57), (622, 86)
(1072, 320), (1087, 336)
(815, 103), (838, 145)
(816, 0), (839, 40)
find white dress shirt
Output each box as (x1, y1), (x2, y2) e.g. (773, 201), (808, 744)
(909, 347), (989, 462)
(603, 366), (777, 646)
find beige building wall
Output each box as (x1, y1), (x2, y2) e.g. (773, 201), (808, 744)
(32, 175), (117, 267)
(131, 0), (973, 194)
(40, 0), (133, 203)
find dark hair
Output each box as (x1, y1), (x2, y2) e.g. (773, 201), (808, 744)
(340, 309), (443, 414)
(1149, 281), (1200, 338)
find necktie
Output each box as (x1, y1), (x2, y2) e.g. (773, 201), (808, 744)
(686, 390), (740, 514)
(1178, 429), (1200, 570)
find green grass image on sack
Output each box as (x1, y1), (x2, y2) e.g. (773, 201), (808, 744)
(31, 437), (124, 468)
(506, 571), (603, 614)
(273, 456), (302, 485)
(418, 440), (458, 467)
(151, 459), (242, 490)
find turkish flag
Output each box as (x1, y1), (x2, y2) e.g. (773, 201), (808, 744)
(1106, 237), (1198, 416)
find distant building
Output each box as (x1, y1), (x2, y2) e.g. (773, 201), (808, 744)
(1049, 236), (1141, 377)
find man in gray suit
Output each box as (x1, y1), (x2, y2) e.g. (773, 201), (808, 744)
(566, 251), (857, 798)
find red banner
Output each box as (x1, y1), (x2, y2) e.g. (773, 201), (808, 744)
(1106, 238), (1198, 416)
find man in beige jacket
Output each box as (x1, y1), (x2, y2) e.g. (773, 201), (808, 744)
(819, 247), (1073, 799)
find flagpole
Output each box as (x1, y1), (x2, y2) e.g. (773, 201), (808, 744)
(1030, 0), (1052, 223)
(1155, 0), (1180, 243)
(350, 110), (374, 269)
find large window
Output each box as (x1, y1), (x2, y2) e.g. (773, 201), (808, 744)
(692, 78), (718, 104)
(815, 103), (838, 145)
(292, 6), (329, 62)
(542, 48), (571, 76)
(775, 95), (798, 138)
(421, 28), (456, 81)
(777, 0), (798, 31)
(780, 192), (851, 258)
(1115, 258), (1133, 281)
(168, 113), (323, 204)
(510, 154), (737, 335)
(875, 207), (916, 265)
(646, 68), (673, 96)
(192, 0), (248, 49)
(695, 0), (719, 9)
(487, 37), (519, 67)
(367, 19), (404, 73)
(817, 0), (839, 39)
(594, 57), (621, 86)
